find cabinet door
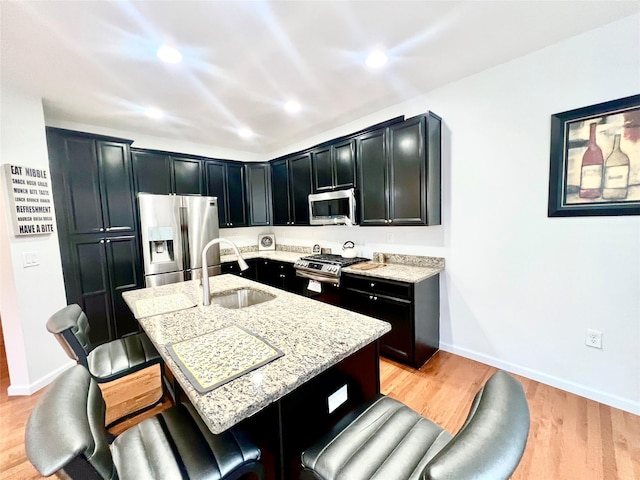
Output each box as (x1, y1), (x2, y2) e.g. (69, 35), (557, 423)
(271, 160), (291, 226)
(172, 157), (203, 195)
(205, 161), (228, 226)
(356, 129), (388, 225)
(105, 235), (141, 337)
(226, 163), (247, 227)
(289, 154), (313, 225)
(372, 295), (413, 362)
(333, 139), (356, 189)
(71, 238), (113, 345)
(312, 146), (333, 192)
(132, 150), (172, 195)
(98, 141), (136, 232)
(59, 137), (104, 234)
(256, 259), (279, 287)
(247, 163), (271, 226)
(388, 117), (426, 225)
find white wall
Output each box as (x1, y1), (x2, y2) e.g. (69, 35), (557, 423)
(0, 84), (73, 394)
(226, 15), (640, 414)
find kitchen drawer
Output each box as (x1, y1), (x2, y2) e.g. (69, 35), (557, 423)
(341, 273), (412, 300)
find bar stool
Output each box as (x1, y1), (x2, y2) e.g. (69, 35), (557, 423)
(26, 365), (265, 480)
(300, 370), (530, 480)
(46, 304), (164, 425)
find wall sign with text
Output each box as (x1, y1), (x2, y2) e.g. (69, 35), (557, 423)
(3, 163), (55, 235)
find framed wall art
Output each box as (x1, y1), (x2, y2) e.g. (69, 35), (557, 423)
(548, 94), (640, 217)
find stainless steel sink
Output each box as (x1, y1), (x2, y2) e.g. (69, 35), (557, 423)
(209, 288), (276, 309)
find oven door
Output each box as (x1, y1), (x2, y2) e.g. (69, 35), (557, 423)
(296, 270), (342, 306)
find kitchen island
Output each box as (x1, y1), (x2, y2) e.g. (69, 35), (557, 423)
(123, 274), (390, 479)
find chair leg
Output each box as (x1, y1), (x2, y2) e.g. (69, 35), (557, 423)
(98, 363), (164, 426)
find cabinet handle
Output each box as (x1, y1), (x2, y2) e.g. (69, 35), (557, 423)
(230, 223), (233, 226)
(369, 295), (373, 300)
(373, 296), (378, 301)
(99, 239), (104, 244)
(106, 239), (111, 243)
(280, 274), (286, 278)
(99, 228), (104, 232)
(370, 282), (375, 288)
(105, 227), (111, 231)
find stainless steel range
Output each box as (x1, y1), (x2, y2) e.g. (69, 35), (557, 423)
(294, 254), (369, 285)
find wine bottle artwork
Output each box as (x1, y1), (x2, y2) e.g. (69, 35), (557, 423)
(602, 134), (630, 200)
(579, 122), (604, 199)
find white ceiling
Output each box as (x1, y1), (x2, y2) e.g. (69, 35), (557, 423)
(2, 1), (639, 155)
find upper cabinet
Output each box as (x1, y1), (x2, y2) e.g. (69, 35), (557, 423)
(271, 153), (313, 225)
(246, 163), (272, 226)
(356, 113), (441, 226)
(131, 149), (203, 196)
(205, 160), (247, 228)
(47, 128), (136, 235)
(311, 139), (356, 192)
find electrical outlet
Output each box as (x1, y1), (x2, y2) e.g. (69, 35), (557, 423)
(386, 232), (394, 243)
(585, 329), (603, 349)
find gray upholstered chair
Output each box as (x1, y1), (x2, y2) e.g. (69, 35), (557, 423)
(47, 304), (161, 382)
(26, 365), (265, 480)
(300, 370), (530, 480)
(46, 303), (165, 425)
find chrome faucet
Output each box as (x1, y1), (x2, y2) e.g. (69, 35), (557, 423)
(201, 238), (249, 306)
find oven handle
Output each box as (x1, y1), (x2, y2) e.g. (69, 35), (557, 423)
(295, 270), (340, 285)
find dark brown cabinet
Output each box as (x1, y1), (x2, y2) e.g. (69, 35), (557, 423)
(271, 153), (313, 225)
(356, 113), (441, 226)
(312, 139), (355, 192)
(341, 272), (440, 368)
(172, 157), (203, 195)
(222, 258), (258, 280)
(246, 163), (271, 226)
(47, 128), (142, 345)
(131, 149), (203, 196)
(47, 132), (136, 235)
(205, 160), (247, 227)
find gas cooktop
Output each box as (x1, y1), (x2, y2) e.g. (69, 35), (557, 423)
(300, 254), (370, 267)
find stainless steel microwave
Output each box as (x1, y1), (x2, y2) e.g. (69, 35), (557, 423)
(308, 188), (357, 225)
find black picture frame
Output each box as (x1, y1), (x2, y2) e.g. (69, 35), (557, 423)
(548, 94), (640, 217)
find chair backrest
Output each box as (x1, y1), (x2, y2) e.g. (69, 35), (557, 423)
(25, 365), (116, 479)
(421, 370), (530, 480)
(46, 304), (93, 368)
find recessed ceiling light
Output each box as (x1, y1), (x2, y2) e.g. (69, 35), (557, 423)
(144, 107), (164, 119)
(284, 100), (301, 114)
(238, 128), (253, 138)
(366, 49), (387, 68)
(156, 45), (182, 64)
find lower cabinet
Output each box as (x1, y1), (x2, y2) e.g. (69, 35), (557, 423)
(221, 258), (258, 280)
(66, 235), (142, 345)
(222, 259), (305, 295)
(340, 272), (440, 368)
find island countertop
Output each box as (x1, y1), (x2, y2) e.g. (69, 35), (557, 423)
(122, 275), (390, 434)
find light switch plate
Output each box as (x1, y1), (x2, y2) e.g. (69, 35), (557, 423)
(22, 251), (39, 268)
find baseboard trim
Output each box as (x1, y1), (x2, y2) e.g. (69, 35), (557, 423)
(7, 361), (75, 396)
(439, 342), (640, 415)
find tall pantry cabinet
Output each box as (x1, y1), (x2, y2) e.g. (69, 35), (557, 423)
(46, 128), (142, 345)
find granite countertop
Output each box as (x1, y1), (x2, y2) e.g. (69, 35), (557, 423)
(221, 248), (444, 284)
(122, 275), (390, 434)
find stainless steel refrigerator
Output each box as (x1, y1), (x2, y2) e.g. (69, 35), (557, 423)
(138, 193), (221, 287)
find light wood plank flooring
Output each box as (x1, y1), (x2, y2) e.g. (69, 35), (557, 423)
(1, 345), (638, 479)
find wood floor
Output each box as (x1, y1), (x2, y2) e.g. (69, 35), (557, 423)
(1, 344), (638, 479)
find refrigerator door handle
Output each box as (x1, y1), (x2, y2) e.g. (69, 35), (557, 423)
(179, 205), (191, 273)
